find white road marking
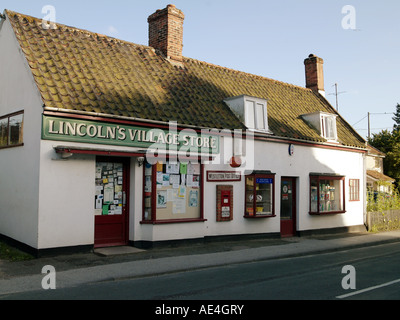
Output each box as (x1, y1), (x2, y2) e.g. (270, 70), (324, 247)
(337, 278), (400, 299)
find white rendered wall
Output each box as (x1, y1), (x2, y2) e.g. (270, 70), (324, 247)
(37, 140), (157, 248)
(37, 141), (96, 249)
(0, 17), (43, 248)
(130, 136), (365, 243)
(201, 137), (365, 238)
(34, 134), (365, 247)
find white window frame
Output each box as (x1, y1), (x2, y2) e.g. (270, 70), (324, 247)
(320, 114), (337, 141)
(223, 95), (270, 133)
(301, 112), (338, 142)
(244, 98), (269, 132)
(349, 179), (360, 201)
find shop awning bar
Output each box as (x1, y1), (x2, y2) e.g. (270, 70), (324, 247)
(54, 146), (216, 162)
(54, 146), (146, 158)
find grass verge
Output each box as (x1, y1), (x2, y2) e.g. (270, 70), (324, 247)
(0, 241), (34, 262)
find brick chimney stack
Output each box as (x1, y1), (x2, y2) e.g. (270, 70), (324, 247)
(304, 54), (325, 96)
(148, 4), (185, 65)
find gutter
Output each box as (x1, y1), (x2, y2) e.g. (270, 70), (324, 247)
(43, 106), (209, 130)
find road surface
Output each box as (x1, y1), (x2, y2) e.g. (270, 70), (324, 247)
(1, 242), (400, 303)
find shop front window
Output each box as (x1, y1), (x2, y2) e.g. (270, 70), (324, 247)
(142, 160), (204, 223)
(245, 172), (275, 218)
(310, 174), (345, 215)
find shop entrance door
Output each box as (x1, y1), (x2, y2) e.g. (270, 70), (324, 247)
(280, 177), (296, 237)
(94, 157), (130, 248)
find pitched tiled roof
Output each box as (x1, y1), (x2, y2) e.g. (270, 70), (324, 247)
(367, 144), (386, 157)
(367, 170), (395, 182)
(5, 10), (366, 148)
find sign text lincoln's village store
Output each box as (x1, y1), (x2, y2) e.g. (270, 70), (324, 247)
(42, 116), (220, 155)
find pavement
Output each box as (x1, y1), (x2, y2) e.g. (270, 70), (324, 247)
(1, 230), (400, 296)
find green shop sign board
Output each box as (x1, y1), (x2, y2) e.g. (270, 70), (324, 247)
(42, 116), (220, 153)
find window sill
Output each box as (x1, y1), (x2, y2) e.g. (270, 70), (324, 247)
(248, 128), (274, 135)
(244, 214), (276, 219)
(323, 138), (339, 143)
(309, 211), (346, 216)
(140, 218), (207, 225)
(0, 143), (24, 150)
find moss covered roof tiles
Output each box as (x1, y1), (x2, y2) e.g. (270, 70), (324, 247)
(5, 10), (366, 148)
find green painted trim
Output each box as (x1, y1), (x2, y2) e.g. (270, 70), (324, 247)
(42, 116), (219, 154)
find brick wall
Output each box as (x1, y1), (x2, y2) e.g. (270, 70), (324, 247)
(148, 4), (185, 62)
(304, 54), (324, 93)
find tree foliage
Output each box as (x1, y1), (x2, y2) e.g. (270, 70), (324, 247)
(368, 104), (400, 186)
(393, 103), (400, 131)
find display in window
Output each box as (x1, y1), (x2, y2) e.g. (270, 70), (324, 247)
(245, 173), (274, 217)
(166, 163), (179, 174)
(94, 162), (124, 216)
(319, 181), (338, 212)
(310, 181), (318, 213)
(310, 175), (345, 214)
(255, 178), (273, 214)
(189, 190), (198, 207)
(143, 161), (201, 221)
(169, 174), (180, 187)
(245, 176), (254, 216)
(157, 190), (167, 208)
(144, 162), (152, 221)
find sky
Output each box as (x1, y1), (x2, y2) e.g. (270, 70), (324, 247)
(1, 0), (399, 139)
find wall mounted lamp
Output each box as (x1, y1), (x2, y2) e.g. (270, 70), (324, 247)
(61, 152), (73, 159)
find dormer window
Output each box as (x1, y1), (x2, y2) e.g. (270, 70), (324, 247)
(302, 112), (337, 141)
(245, 99), (266, 130)
(321, 114), (337, 140)
(224, 95), (270, 132)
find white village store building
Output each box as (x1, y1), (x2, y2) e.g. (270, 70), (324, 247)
(0, 6), (367, 255)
